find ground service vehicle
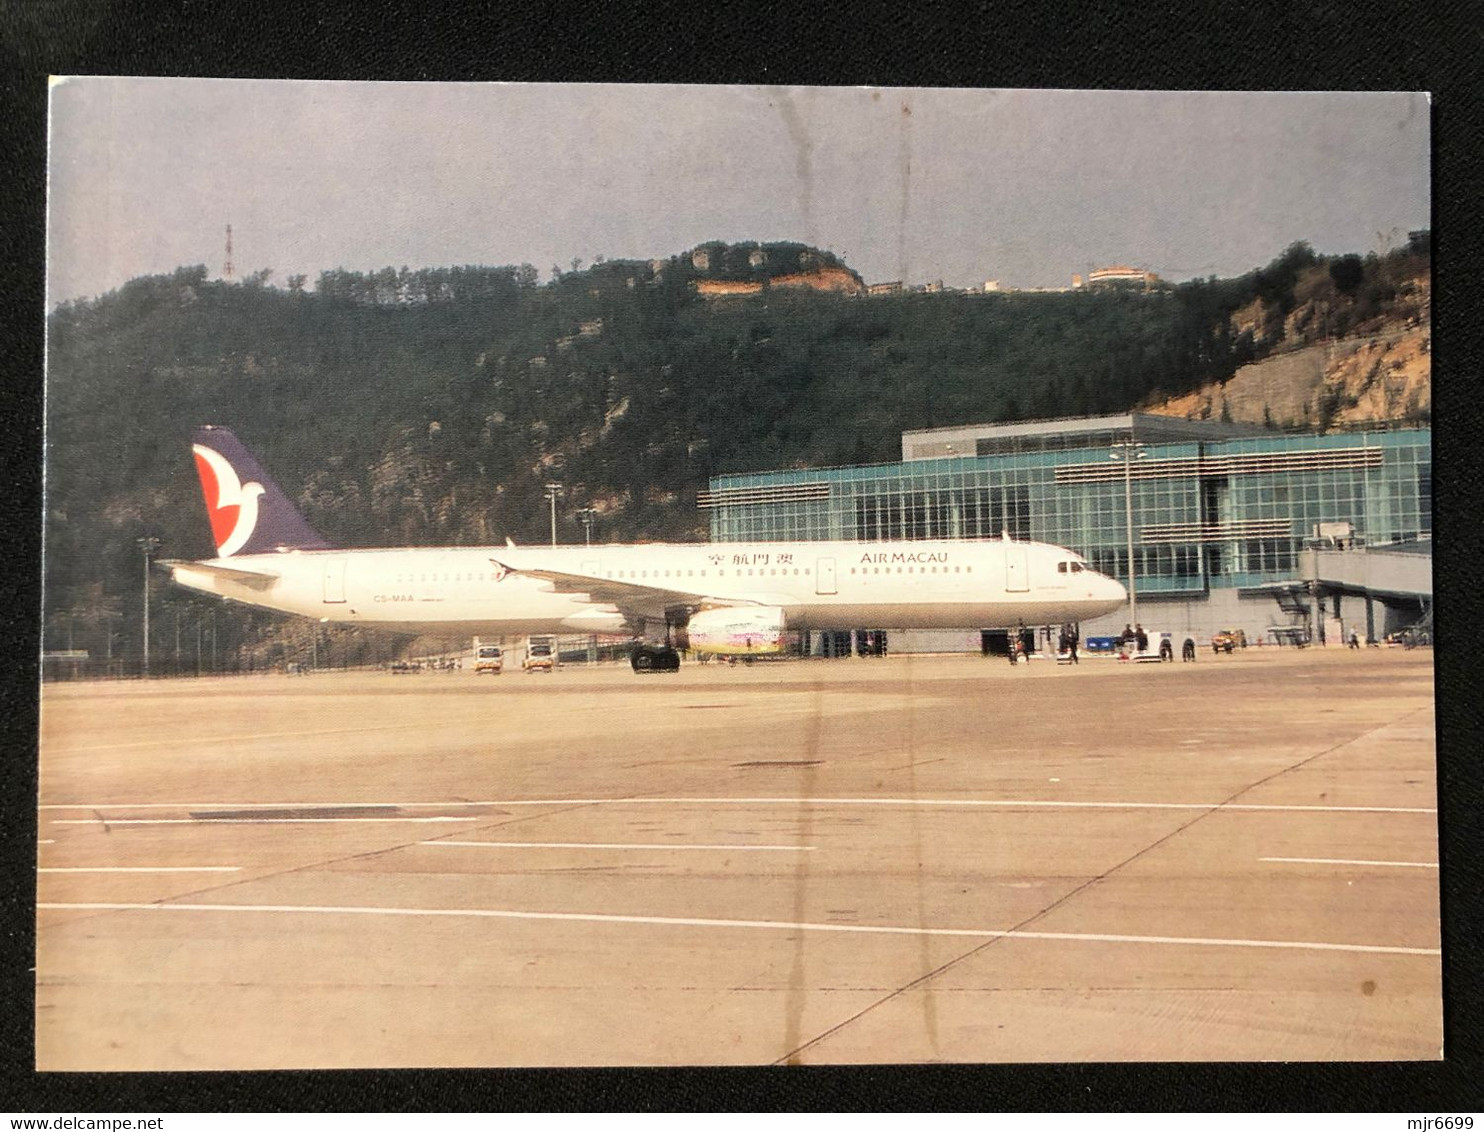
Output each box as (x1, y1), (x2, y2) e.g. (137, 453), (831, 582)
(1131, 631), (1174, 662)
(523, 641), (554, 673)
(1212, 628), (1248, 653)
(474, 644), (503, 674)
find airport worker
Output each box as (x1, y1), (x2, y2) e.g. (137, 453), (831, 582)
(1349, 631), (1360, 649)
(1182, 637), (1197, 662)
(1135, 624), (1148, 653)
(1067, 624), (1079, 665)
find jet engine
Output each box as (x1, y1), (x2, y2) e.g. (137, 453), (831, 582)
(686, 606), (788, 656)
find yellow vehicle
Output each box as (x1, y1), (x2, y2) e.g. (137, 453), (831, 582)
(473, 644), (503, 675)
(1211, 628), (1248, 654)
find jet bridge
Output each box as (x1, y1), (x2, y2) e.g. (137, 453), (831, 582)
(1300, 543), (1432, 602)
(1262, 542), (1433, 645)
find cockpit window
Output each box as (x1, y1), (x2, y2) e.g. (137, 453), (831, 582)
(1071, 562), (1085, 573)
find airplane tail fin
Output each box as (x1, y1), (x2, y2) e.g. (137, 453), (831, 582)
(190, 426), (331, 557)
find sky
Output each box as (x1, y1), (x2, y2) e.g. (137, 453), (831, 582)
(46, 81), (1431, 305)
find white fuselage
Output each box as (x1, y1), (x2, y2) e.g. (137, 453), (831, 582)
(168, 538), (1126, 637)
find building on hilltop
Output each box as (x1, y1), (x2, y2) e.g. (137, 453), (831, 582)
(1080, 265), (1163, 289)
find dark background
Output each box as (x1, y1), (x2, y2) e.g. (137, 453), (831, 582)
(3, 0), (1480, 1113)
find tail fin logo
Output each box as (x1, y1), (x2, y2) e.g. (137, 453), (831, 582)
(192, 443), (265, 557)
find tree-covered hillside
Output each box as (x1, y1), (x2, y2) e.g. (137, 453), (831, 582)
(42, 239), (1427, 667)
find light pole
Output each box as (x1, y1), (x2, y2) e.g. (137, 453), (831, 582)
(137, 537), (160, 676)
(574, 505), (596, 667)
(100, 611), (120, 664)
(544, 483), (563, 546)
(1109, 441), (1147, 628)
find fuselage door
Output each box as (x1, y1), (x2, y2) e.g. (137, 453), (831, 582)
(815, 557), (838, 595)
(1005, 544), (1029, 592)
(323, 556), (347, 603)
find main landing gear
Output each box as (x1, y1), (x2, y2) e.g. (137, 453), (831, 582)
(631, 611), (686, 673)
(631, 644), (681, 673)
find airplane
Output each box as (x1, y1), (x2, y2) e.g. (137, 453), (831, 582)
(165, 425), (1128, 672)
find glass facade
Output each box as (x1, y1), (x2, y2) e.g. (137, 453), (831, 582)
(703, 427), (1431, 595)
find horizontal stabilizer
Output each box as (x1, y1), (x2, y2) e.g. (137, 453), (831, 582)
(160, 559), (280, 590)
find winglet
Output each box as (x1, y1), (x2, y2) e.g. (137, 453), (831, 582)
(506, 537), (517, 548)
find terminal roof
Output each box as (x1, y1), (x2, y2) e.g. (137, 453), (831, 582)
(902, 413), (1271, 460)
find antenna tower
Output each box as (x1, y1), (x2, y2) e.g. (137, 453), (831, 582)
(224, 224), (234, 280)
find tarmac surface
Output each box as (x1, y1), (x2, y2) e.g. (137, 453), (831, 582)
(36, 647), (1440, 1068)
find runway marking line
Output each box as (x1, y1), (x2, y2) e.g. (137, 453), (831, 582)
(38, 796), (1437, 815)
(1261, 856), (1438, 869)
(425, 840), (815, 852)
(37, 872), (241, 878)
(44, 721), (445, 754)
(50, 817), (480, 826)
(35, 900), (1440, 958)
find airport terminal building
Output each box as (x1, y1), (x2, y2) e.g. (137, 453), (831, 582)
(700, 414), (1432, 653)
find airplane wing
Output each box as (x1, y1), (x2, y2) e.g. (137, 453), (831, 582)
(159, 558), (280, 591)
(489, 558), (760, 621)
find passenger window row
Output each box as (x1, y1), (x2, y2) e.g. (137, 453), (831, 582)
(396, 573), (490, 583)
(605, 568), (812, 579)
(848, 565), (971, 575)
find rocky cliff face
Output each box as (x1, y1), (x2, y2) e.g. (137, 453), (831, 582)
(1147, 272), (1429, 430)
(770, 266), (866, 295)
(695, 265), (865, 298)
